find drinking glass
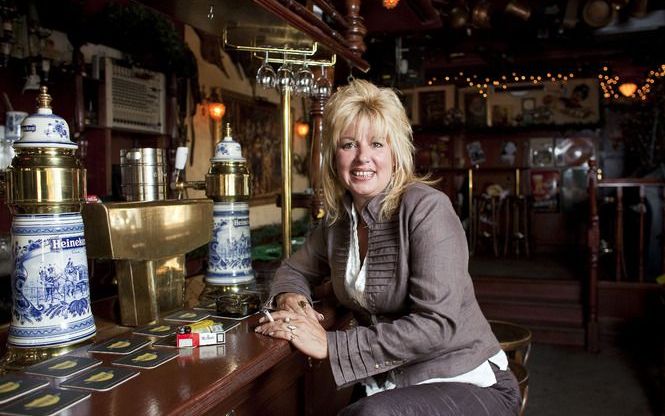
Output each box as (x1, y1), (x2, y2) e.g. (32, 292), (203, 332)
(256, 51), (276, 89)
(276, 53), (295, 95)
(313, 65), (332, 98)
(295, 56), (315, 96)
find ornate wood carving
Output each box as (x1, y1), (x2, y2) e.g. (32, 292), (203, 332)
(345, 0), (367, 55)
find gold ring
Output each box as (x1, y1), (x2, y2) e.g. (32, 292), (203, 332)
(298, 300), (308, 309)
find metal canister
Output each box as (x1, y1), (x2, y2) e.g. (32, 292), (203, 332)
(120, 148), (167, 201)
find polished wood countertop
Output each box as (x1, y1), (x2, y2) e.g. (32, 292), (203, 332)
(0, 297), (349, 416)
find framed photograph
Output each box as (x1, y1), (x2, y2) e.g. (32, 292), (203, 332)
(544, 78), (600, 125)
(412, 85), (455, 128)
(458, 88), (487, 128)
(529, 137), (555, 167)
(530, 169), (560, 212)
(222, 90), (280, 205)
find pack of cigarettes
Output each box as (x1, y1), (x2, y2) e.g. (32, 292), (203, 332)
(176, 331), (226, 348)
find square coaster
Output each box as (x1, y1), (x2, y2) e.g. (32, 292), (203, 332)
(88, 337), (151, 355)
(151, 334), (178, 348)
(0, 375), (49, 405)
(133, 323), (176, 338)
(0, 387), (90, 416)
(112, 349), (178, 369)
(24, 356), (102, 380)
(162, 310), (211, 323)
(60, 366), (140, 392)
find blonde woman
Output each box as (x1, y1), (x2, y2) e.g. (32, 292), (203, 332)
(256, 80), (520, 415)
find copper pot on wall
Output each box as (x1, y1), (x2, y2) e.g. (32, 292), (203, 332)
(471, 0), (493, 29)
(505, 0), (531, 21)
(449, 5), (470, 29)
(582, 0), (613, 28)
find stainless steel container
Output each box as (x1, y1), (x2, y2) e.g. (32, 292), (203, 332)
(120, 148), (167, 201)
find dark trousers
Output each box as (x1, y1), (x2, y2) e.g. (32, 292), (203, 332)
(339, 364), (521, 416)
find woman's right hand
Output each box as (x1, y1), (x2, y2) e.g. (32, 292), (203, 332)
(275, 292), (324, 321)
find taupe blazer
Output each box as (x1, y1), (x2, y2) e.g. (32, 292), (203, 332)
(270, 183), (501, 388)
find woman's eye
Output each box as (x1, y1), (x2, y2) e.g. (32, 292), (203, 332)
(341, 142), (355, 150)
(372, 142), (384, 148)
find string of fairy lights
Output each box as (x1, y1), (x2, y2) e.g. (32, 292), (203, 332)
(423, 63), (665, 101)
(598, 64), (665, 101)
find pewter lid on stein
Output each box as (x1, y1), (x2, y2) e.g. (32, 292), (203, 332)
(14, 86), (77, 149)
(211, 123), (245, 162)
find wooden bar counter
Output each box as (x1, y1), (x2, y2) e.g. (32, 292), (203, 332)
(0, 297), (353, 416)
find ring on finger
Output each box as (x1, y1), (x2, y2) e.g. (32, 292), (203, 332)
(287, 324), (297, 333)
(284, 316), (291, 323)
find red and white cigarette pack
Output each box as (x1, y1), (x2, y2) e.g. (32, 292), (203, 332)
(176, 331), (226, 348)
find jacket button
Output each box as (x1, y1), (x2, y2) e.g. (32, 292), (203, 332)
(375, 364), (380, 369)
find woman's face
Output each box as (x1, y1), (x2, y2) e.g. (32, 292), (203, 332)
(335, 118), (393, 210)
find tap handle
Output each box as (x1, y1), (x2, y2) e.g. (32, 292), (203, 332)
(175, 147), (189, 170)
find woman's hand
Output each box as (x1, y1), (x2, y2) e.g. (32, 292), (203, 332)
(275, 292), (324, 321)
(255, 309), (328, 359)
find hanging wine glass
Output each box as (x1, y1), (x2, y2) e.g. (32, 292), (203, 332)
(313, 65), (332, 98)
(256, 51), (276, 89)
(295, 55), (315, 97)
(276, 53), (295, 95)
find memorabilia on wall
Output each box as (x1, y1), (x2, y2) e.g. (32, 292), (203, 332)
(222, 90), (280, 205)
(486, 78), (600, 127)
(416, 85), (455, 128)
(466, 140), (486, 165)
(530, 169), (560, 212)
(529, 137), (555, 167)
(458, 87), (487, 128)
(401, 86), (455, 128)
(554, 136), (595, 167)
(414, 134), (453, 169)
(501, 141), (517, 165)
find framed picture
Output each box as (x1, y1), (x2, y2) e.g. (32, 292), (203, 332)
(530, 169), (560, 212)
(529, 137), (555, 167)
(411, 85), (455, 128)
(222, 90), (281, 205)
(458, 88), (487, 128)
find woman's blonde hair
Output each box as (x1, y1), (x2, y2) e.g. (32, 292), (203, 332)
(321, 79), (431, 223)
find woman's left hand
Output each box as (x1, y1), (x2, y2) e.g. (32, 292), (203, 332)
(255, 310), (328, 359)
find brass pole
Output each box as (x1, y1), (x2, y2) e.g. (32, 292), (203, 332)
(281, 89), (292, 258)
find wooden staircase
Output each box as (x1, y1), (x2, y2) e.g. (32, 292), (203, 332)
(473, 276), (587, 347)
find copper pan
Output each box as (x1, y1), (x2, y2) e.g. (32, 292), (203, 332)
(582, 0), (613, 28)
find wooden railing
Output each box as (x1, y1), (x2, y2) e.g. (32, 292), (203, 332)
(586, 159), (665, 351)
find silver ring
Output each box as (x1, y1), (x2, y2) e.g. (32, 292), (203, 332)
(287, 324), (297, 333)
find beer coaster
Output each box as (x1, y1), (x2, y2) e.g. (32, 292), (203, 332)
(0, 387), (90, 416)
(112, 349), (178, 369)
(24, 356), (102, 380)
(0, 375), (49, 405)
(60, 366), (139, 392)
(89, 337), (151, 355)
(133, 323), (176, 338)
(152, 334), (178, 348)
(162, 310), (211, 323)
